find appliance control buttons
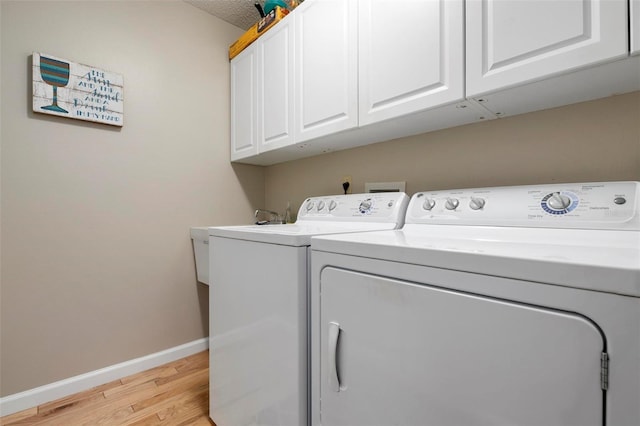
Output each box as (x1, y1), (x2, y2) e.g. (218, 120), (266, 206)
(541, 191), (577, 214)
(445, 198), (459, 210)
(423, 199), (436, 211)
(359, 199), (373, 214)
(328, 200), (338, 211)
(317, 200), (326, 211)
(469, 197), (485, 210)
(305, 200), (315, 211)
(614, 197), (626, 205)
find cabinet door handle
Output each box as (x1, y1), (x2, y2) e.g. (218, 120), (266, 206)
(328, 321), (341, 392)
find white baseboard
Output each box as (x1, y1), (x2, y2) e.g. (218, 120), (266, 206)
(0, 338), (209, 417)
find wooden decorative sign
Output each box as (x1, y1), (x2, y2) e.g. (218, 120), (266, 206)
(32, 52), (124, 126)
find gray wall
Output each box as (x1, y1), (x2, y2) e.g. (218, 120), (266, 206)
(0, 0), (264, 396)
(265, 92), (640, 215)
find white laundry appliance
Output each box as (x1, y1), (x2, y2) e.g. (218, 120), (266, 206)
(208, 192), (409, 426)
(310, 182), (640, 426)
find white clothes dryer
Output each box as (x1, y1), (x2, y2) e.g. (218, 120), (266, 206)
(310, 182), (640, 426)
(208, 192), (409, 426)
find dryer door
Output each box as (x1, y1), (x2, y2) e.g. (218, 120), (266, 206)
(319, 267), (605, 426)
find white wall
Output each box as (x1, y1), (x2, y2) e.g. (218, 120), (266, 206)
(0, 0), (264, 397)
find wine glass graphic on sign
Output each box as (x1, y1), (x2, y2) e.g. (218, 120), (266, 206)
(40, 56), (70, 113)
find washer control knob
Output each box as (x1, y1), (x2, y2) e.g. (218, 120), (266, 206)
(317, 200), (326, 211)
(469, 197), (485, 210)
(547, 192), (571, 210)
(305, 200), (315, 211)
(359, 199), (373, 214)
(445, 198), (459, 210)
(328, 200), (338, 211)
(422, 198), (436, 211)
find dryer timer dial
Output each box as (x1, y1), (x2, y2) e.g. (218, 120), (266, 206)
(547, 193), (571, 210)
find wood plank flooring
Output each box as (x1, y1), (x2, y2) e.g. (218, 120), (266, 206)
(0, 351), (215, 425)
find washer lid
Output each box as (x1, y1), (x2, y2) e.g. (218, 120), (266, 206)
(311, 225), (640, 297)
(209, 221), (402, 246)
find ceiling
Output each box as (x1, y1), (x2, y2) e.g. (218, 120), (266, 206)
(185, 0), (267, 30)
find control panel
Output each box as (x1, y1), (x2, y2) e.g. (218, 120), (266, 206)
(406, 182), (640, 230)
(297, 192), (409, 223)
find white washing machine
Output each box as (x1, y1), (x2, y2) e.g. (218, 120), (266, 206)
(310, 182), (640, 426)
(208, 192), (409, 426)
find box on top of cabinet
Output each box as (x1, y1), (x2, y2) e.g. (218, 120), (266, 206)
(229, 6), (290, 60)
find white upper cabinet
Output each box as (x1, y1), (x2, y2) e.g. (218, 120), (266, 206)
(466, 0), (629, 97)
(294, 0), (358, 142)
(632, 0), (640, 55)
(230, 46), (258, 161)
(257, 15), (295, 152)
(358, 0), (464, 125)
(230, 0), (637, 165)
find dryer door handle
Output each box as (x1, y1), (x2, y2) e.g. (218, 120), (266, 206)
(328, 322), (341, 392)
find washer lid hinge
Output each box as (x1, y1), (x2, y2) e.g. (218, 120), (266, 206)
(601, 352), (609, 391)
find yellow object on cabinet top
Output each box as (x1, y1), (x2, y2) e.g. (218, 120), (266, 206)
(229, 6), (290, 60)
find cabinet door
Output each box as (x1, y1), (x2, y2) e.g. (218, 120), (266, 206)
(319, 268), (605, 426)
(359, 0), (464, 125)
(466, 0), (628, 97)
(257, 17), (295, 152)
(295, 0), (358, 143)
(230, 46), (258, 160)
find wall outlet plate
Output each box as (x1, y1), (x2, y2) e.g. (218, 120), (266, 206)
(365, 181), (406, 193)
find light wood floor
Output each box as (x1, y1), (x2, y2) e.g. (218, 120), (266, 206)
(0, 351), (215, 425)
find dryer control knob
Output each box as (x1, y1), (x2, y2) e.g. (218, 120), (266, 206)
(423, 198), (436, 211)
(317, 200), (326, 211)
(305, 200), (315, 211)
(469, 197), (485, 210)
(445, 198), (459, 210)
(547, 192), (571, 210)
(328, 200), (338, 211)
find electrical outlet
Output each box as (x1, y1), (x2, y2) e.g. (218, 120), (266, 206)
(341, 175), (352, 194)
